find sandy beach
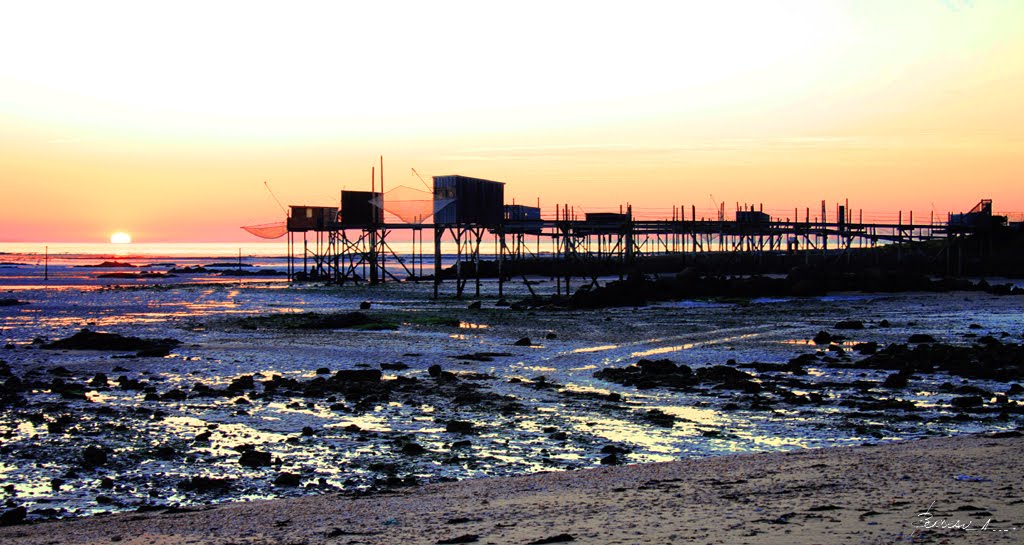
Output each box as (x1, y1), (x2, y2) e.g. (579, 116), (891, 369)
(1, 432), (1020, 544)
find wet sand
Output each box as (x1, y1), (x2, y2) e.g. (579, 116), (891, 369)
(2, 432), (1020, 544)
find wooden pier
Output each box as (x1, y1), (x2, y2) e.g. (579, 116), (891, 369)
(279, 177), (1010, 298)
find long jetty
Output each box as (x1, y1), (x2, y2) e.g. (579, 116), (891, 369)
(278, 176), (1012, 299)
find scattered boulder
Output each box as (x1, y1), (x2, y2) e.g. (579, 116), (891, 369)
(42, 329), (180, 354)
(835, 320), (865, 330)
(273, 472), (302, 487)
(514, 337), (532, 347)
(82, 445), (108, 468)
(908, 334), (937, 344)
(238, 449), (273, 468)
(0, 506), (27, 526)
(445, 420), (475, 434)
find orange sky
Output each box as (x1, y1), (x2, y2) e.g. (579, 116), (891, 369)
(2, 1), (1022, 242)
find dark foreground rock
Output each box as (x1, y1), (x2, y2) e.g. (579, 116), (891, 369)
(42, 329), (181, 355)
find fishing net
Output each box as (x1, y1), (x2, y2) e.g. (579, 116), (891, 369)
(241, 222), (287, 239)
(370, 185), (454, 224)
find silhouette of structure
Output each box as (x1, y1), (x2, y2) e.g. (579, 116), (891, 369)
(276, 175), (1016, 298)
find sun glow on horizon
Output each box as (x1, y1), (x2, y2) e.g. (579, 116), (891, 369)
(110, 232), (132, 244)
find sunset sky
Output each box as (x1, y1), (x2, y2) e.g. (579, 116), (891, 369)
(2, 1), (1022, 242)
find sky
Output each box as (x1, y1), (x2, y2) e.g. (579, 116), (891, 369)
(2, 0), (1023, 242)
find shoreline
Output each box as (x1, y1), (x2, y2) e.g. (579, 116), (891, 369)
(2, 431), (1021, 544)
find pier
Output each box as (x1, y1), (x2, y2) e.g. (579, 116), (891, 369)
(275, 176), (1017, 299)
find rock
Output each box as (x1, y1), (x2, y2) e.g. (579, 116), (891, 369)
(100, 477), (115, 489)
(380, 362), (409, 371)
(812, 331), (833, 345)
(228, 375), (256, 391)
(951, 396), (983, 409)
(545, 332), (558, 340)
(514, 337), (532, 347)
(1008, 384), (1024, 395)
(600, 453), (620, 465)
(273, 472), (302, 487)
(835, 320), (865, 330)
(315, 367), (331, 375)
(467, 301), (481, 310)
(89, 373), (109, 388)
(400, 442), (426, 455)
(238, 450), (273, 468)
(853, 342), (878, 355)
(445, 421), (475, 434)
(882, 372), (910, 389)
(301, 426), (315, 436)
(82, 445), (108, 468)
(428, 364), (443, 378)
(359, 301), (371, 310)
(42, 328), (180, 353)
(908, 334), (937, 344)
(643, 409), (676, 427)
(0, 506), (27, 526)
(879, 319), (892, 328)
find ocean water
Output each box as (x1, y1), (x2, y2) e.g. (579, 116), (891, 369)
(1, 243), (1023, 521)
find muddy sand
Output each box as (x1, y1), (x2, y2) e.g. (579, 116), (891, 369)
(1, 432), (1021, 544)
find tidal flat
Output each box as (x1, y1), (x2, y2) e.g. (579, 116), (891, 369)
(0, 278), (1022, 523)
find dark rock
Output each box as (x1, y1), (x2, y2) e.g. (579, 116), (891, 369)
(1009, 384), (1024, 395)
(908, 334), (937, 344)
(879, 320), (892, 328)
(514, 337), (532, 347)
(228, 375), (256, 391)
(643, 409), (676, 427)
(333, 369), (382, 383)
(401, 442), (427, 456)
(273, 472), (302, 487)
(42, 328), (180, 353)
(100, 477), (115, 489)
(428, 364), (443, 378)
(89, 373), (109, 388)
(853, 342), (878, 355)
(301, 426), (315, 436)
(951, 396), (983, 409)
(380, 362), (409, 371)
(835, 320), (865, 330)
(238, 450), (272, 468)
(445, 421), (475, 434)
(545, 332), (558, 340)
(359, 301), (371, 310)
(600, 453), (620, 465)
(315, 367), (331, 375)
(0, 506), (27, 526)
(82, 445), (108, 468)
(812, 331), (833, 345)
(882, 372), (909, 389)
(467, 301), (482, 310)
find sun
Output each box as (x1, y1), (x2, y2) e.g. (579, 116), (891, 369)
(110, 232), (132, 244)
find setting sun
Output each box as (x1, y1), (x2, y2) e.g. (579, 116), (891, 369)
(110, 232), (132, 244)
